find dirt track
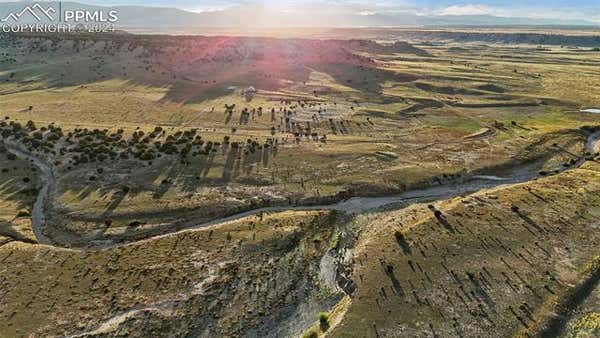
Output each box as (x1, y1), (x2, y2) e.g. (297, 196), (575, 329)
(4, 130), (600, 250)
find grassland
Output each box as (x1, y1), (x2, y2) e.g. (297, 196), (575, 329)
(1, 33), (599, 246)
(328, 161), (600, 337)
(0, 210), (344, 337)
(0, 30), (599, 337)
(0, 149), (39, 244)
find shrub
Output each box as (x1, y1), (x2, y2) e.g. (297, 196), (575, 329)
(318, 312), (329, 323)
(16, 210), (31, 218)
(318, 312), (329, 331)
(302, 328), (319, 338)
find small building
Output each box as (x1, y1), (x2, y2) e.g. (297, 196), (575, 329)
(242, 86), (257, 101)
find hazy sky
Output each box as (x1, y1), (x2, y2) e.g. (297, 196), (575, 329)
(10, 0), (598, 22)
(77, 1), (599, 21)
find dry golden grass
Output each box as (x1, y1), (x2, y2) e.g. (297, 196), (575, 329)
(0, 210), (338, 337)
(1, 33), (600, 337)
(0, 152), (38, 243)
(330, 162), (600, 337)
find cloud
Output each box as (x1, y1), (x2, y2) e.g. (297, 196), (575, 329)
(438, 4), (498, 16)
(189, 6), (229, 13)
(436, 3), (598, 22)
(357, 10), (377, 16)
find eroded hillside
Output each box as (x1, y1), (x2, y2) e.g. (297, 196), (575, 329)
(327, 161), (600, 337)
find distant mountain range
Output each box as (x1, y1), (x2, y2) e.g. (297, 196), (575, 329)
(0, 1), (597, 29)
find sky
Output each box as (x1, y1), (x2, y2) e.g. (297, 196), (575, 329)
(4, 0), (600, 22)
(82, 0), (599, 22)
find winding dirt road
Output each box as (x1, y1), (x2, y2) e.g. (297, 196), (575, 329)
(3, 141), (54, 245)
(4, 130), (600, 250)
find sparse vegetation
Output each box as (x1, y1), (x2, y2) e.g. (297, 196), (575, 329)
(0, 28), (599, 338)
